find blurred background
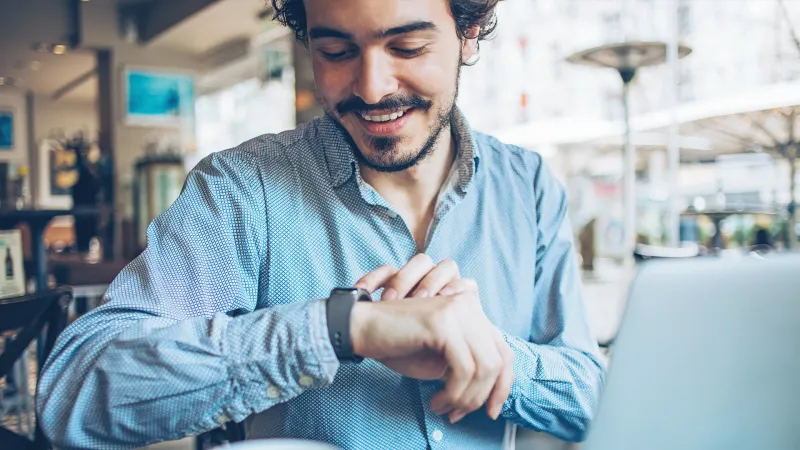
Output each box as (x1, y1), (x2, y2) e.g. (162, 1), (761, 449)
(0, 0), (799, 449)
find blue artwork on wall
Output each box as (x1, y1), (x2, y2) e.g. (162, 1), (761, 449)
(125, 69), (195, 126)
(0, 111), (13, 150)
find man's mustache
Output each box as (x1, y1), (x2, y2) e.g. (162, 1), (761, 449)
(336, 94), (432, 116)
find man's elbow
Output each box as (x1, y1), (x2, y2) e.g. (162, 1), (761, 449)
(550, 395), (599, 442)
(557, 412), (592, 443)
(35, 380), (70, 448)
(562, 360), (606, 442)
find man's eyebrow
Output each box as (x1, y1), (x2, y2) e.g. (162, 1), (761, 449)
(376, 21), (438, 39)
(309, 27), (353, 40)
(307, 21), (438, 41)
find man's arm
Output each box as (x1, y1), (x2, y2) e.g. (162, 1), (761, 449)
(499, 158), (606, 442)
(36, 151), (339, 449)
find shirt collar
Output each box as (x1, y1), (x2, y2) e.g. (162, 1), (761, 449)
(317, 106), (481, 192)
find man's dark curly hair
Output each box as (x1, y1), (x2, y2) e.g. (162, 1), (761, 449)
(270, 0), (499, 55)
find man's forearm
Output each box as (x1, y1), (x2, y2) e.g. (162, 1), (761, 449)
(499, 334), (605, 442)
(36, 298), (339, 449)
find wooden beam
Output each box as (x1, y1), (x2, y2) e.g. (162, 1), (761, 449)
(51, 67), (97, 102)
(125, 0), (222, 44)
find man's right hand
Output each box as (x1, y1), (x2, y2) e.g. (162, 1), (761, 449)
(348, 256), (514, 423)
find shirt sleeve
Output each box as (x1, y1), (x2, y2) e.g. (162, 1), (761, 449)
(36, 150), (340, 449)
(499, 156), (606, 442)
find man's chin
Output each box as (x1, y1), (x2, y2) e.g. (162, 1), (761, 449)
(356, 150), (422, 173)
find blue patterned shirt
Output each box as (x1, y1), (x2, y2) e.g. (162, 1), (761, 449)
(37, 109), (605, 449)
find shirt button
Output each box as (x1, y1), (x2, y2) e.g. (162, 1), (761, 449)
(386, 209), (398, 219)
(299, 375), (314, 387)
(266, 385), (281, 399)
(215, 414), (230, 425)
(431, 429), (444, 442)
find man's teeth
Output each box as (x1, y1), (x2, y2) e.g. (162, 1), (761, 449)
(360, 110), (406, 122)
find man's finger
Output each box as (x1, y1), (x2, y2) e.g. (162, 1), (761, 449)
(430, 332), (474, 416)
(410, 259), (460, 298)
(447, 329), (502, 423)
(439, 278), (479, 297)
(381, 253), (436, 300)
(354, 265), (398, 294)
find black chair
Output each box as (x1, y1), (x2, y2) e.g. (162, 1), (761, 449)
(0, 287), (73, 450)
(195, 420), (246, 450)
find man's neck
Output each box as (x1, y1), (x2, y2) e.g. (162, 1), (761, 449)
(360, 128), (457, 248)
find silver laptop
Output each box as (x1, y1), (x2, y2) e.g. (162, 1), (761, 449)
(584, 254), (800, 450)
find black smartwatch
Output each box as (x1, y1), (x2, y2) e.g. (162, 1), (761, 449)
(326, 287), (372, 363)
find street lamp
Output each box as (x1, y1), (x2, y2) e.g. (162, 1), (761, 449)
(567, 41), (691, 261)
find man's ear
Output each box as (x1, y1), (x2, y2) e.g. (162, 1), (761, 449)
(461, 25), (481, 64)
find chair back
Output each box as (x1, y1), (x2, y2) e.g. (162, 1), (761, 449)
(0, 287), (73, 450)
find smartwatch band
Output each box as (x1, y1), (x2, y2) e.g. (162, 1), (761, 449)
(326, 287), (372, 363)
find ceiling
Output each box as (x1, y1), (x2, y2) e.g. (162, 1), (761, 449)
(0, 43), (96, 102)
(0, 0), (96, 102)
(0, 0), (276, 104)
(146, 0), (271, 56)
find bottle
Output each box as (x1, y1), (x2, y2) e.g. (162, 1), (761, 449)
(5, 247), (13, 279)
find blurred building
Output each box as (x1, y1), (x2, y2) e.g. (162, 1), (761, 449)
(458, 0), (800, 254)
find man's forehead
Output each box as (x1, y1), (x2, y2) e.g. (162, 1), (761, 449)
(303, 0), (452, 33)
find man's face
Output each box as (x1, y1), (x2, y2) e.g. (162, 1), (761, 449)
(304, 0), (474, 172)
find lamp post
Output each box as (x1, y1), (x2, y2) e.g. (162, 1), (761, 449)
(567, 41), (691, 262)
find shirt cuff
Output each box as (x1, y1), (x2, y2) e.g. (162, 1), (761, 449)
(308, 297), (340, 383)
(500, 332), (537, 416)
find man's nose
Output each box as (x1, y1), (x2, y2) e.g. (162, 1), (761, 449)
(353, 49), (399, 105)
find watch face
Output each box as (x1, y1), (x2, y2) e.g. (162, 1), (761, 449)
(332, 287), (357, 295)
(332, 287), (371, 301)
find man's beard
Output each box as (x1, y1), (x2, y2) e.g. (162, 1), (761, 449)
(321, 55), (462, 173)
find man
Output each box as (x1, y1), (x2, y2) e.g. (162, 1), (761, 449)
(37, 0), (605, 448)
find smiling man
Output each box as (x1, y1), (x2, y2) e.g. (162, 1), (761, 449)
(36, 1), (605, 449)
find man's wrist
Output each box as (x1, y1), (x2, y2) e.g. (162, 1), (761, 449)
(350, 301), (374, 357)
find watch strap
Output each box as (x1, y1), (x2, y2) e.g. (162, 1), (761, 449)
(326, 287), (371, 363)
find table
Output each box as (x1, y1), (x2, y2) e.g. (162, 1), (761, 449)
(682, 207), (779, 251)
(0, 208), (104, 292)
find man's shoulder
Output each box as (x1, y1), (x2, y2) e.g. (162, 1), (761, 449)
(473, 131), (549, 182)
(216, 119), (320, 164)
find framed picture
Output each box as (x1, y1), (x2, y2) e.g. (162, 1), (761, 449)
(123, 67), (195, 127)
(37, 138), (73, 209)
(0, 110), (13, 150)
(49, 144), (77, 196)
(0, 230), (25, 299)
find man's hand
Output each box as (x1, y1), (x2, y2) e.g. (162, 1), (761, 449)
(354, 254), (462, 300)
(349, 255), (514, 423)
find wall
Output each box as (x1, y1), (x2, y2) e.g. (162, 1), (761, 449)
(33, 97), (97, 143)
(77, 0), (207, 222)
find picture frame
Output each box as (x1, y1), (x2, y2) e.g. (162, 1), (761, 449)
(0, 109), (14, 150)
(122, 67), (195, 127)
(37, 138), (74, 209)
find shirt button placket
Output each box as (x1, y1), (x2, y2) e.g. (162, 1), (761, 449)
(419, 381), (449, 448)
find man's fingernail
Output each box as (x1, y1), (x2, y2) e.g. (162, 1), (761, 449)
(449, 411), (466, 423)
(440, 288), (455, 296)
(382, 288), (397, 301)
(417, 289), (429, 298)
